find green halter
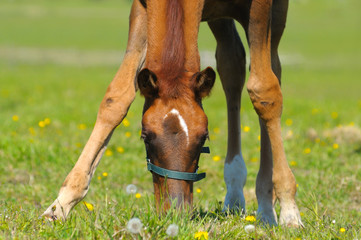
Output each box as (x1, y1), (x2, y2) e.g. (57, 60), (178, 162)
(146, 147), (209, 182)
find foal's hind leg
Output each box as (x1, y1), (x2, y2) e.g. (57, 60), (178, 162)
(247, 0), (302, 227)
(42, 0), (147, 221)
(208, 19), (247, 212)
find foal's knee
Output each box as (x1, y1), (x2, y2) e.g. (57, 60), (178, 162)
(247, 72), (283, 122)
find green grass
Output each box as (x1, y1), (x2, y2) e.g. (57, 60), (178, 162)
(1, 0), (361, 239)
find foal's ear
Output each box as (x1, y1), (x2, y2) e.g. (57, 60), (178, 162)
(194, 67), (216, 98)
(137, 68), (158, 97)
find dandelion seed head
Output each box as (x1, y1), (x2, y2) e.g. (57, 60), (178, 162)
(126, 184), (137, 194)
(244, 224), (255, 233)
(166, 224), (179, 237)
(127, 218), (142, 234)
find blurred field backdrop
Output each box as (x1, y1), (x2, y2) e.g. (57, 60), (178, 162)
(1, 0), (361, 239)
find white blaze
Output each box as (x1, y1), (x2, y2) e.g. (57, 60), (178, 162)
(164, 108), (189, 144)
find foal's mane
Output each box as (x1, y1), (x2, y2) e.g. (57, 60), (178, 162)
(158, 0), (188, 98)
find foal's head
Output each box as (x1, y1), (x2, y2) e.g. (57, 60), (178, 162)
(137, 67), (215, 211)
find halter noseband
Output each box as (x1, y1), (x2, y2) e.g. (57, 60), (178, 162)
(146, 147), (210, 182)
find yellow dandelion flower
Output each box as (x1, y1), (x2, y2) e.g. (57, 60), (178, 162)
(290, 161), (297, 166)
(138, 130), (142, 136)
(83, 201), (94, 211)
(245, 215), (256, 222)
(285, 118), (293, 126)
(333, 143), (339, 149)
(116, 146), (124, 153)
(135, 193), (142, 199)
(295, 238), (302, 240)
(296, 184), (299, 188)
(251, 157), (258, 162)
(257, 135), (261, 141)
(12, 115), (19, 122)
(339, 227), (346, 233)
(125, 131), (131, 138)
(257, 146), (261, 151)
(102, 172), (108, 177)
(75, 142), (82, 148)
(38, 121), (45, 128)
(300, 212), (304, 216)
(28, 127), (36, 136)
(122, 118), (130, 127)
(243, 126), (250, 132)
(212, 155), (221, 162)
(105, 149), (113, 156)
(196, 188), (201, 193)
(44, 118), (51, 125)
(97, 176), (102, 180)
(331, 112), (338, 119)
(286, 130), (293, 139)
(213, 127), (220, 134)
(311, 108), (319, 115)
(78, 123), (86, 130)
(303, 148), (311, 154)
(349, 122), (355, 126)
(194, 231), (208, 240)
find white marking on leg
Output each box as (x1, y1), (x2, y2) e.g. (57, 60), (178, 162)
(223, 154), (247, 212)
(164, 108), (189, 144)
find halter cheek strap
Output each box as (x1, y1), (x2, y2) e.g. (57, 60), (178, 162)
(146, 147), (209, 182)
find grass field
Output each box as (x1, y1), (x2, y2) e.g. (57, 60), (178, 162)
(1, 0), (361, 239)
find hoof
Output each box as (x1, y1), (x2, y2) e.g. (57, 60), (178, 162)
(223, 191), (246, 214)
(279, 204), (304, 228)
(257, 208), (278, 227)
(42, 200), (67, 221)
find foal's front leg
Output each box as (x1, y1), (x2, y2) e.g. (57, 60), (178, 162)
(208, 19), (247, 212)
(247, 0), (302, 227)
(42, 0), (147, 221)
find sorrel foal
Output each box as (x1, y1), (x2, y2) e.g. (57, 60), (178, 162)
(43, 0), (302, 227)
